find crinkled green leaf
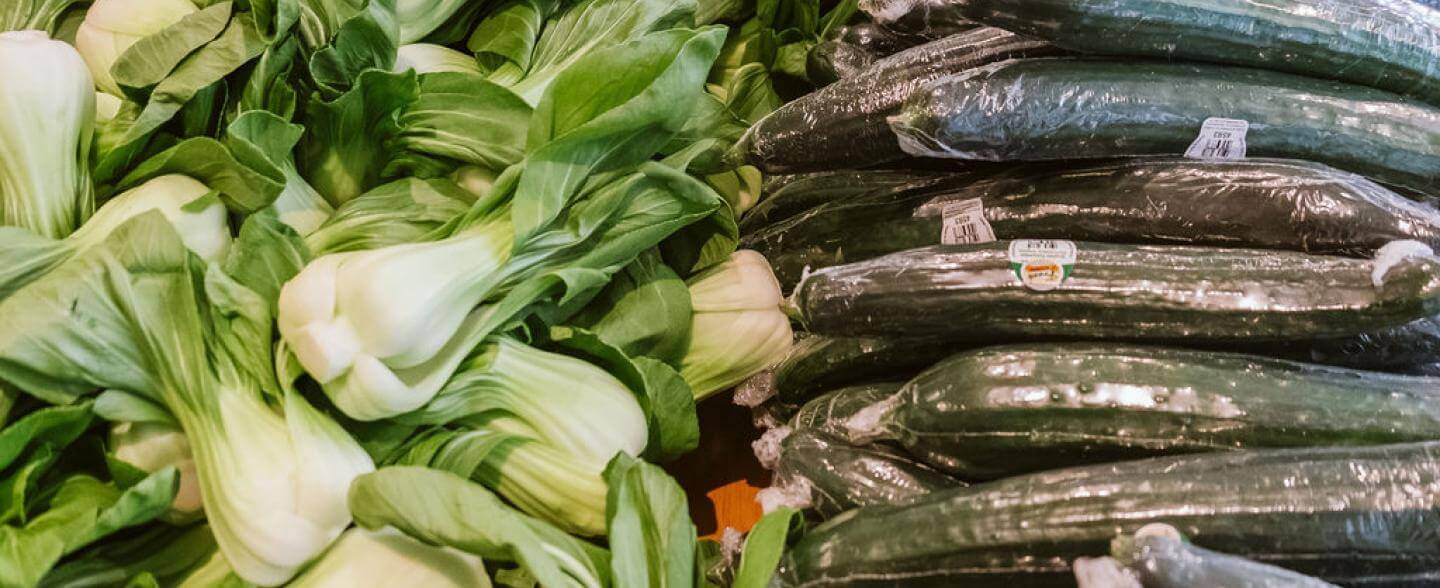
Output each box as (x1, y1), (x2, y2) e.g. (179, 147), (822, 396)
(112, 3), (234, 99)
(512, 26), (724, 243)
(0, 402), (93, 473)
(467, 0), (555, 85)
(304, 176), (472, 255)
(299, 69), (419, 206)
(0, 0), (86, 33)
(349, 466), (608, 588)
(389, 72), (531, 177)
(604, 453), (696, 588)
(308, 0), (398, 97)
(38, 523), (220, 588)
(568, 249), (692, 364)
(115, 137), (284, 214)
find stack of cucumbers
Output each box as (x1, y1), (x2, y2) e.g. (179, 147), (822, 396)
(731, 0), (1440, 586)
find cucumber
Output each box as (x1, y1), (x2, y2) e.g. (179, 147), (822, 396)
(746, 158), (1440, 288)
(772, 335), (957, 405)
(806, 41), (878, 86)
(1308, 316), (1440, 372)
(791, 241), (1440, 343)
(781, 442), (1440, 587)
(808, 20), (981, 84)
(858, 343), (1440, 480)
(865, 0), (1440, 107)
(791, 382), (904, 437)
(742, 169), (953, 234)
(735, 28), (1063, 174)
(771, 429), (964, 519)
(893, 58), (1440, 195)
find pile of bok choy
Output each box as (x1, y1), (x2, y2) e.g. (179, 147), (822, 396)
(0, 0), (830, 585)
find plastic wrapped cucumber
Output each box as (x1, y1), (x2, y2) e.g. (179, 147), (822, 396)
(747, 158), (1440, 288)
(764, 429), (964, 519)
(808, 20), (981, 85)
(892, 58), (1440, 196)
(1308, 316), (1440, 371)
(848, 343), (1440, 480)
(1108, 524), (1341, 588)
(790, 382), (903, 438)
(735, 28), (1062, 174)
(781, 442), (1440, 586)
(792, 240), (1440, 343)
(863, 0), (1440, 106)
(741, 169), (953, 234)
(771, 335), (958, 405)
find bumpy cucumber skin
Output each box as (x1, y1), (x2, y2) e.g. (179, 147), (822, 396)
(926, 0), (1440, 106)
(893, 58), (1440, 195)
(794, 241), (1440, 343)
(782, 443), (1440, 587)
(747, 158), (1440, 288)
(736, 28), (1063, 173)
(886, 343), (1440, 480)
(742, 169), (952, 234)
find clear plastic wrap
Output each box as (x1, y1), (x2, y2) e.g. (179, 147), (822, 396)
(781, 442), (1440, 586)
(733, 28), (1063, 174)
(791, 241), (1440, 343)
(1310, 316), (1440, 371)
(846, 343), (1440, 481)
(807, 18), (982, 85)
(745, 158), (1440, 288)
(1109, 524), (1342, 588)
(789, 382), (902, 439)
(863, 0), (1440, 106)
(763, 429), (964, 519)
(892, 58), (1440, 196)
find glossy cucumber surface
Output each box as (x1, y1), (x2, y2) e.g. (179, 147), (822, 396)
(893, 58), (1440, 195)
(793, 241), (1440, 343)
(747, 158), (1440, 288)
(873, 343), (1440, 480)
(782, 443), (1440, 587)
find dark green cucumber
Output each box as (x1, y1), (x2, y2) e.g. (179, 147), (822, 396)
(772, 335), (958, 405)
(735, 28), (1063, 173)
(893, 58), (1440, 195)
(866, 0), (1440, 106)
(742, 169), (954, 234)
(1308, 316), (1440, 371)
(770, 429), (964, 519)
(806, 41), (878, 86)
(781, 442), (1440, 587)
(860, 343), (1440, 480)
(792, 241), (1440, 342)
(747, 158), (1440, 288)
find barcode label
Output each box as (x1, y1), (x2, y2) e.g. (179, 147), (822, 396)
(1184, 117), (1249, 160)
(940, 198), (996, 245)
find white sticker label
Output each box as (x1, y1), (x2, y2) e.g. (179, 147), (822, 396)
(940, 198), (997, 245)
(1009, 239), (1077, 291)
(1184, 117), (1249, 160)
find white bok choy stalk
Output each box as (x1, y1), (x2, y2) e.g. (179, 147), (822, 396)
(278, 206), (518, 421)
(679, 250), (793, 400)
(290, 527), (491, 588)
(395, 338), (649, 536)
(0, 30), (95, 239)
(74, 0), (196, 96)
(0, 213), (372, 586)
(395, 44), (483, 75)
(0, 174), (228, 301)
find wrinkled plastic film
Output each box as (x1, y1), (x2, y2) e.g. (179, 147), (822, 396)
(860, 0), (971, 37)
(892, 58), (1440, 195)
(793, 241), (1440, 343)
(735, 28), (1063, 174)
(789, 382), (902, 439)
(745, 158), (1440, 289)
(1308, 315), (1440, 371)
(1116, 529), (1341, 588)
(770, 430), (963, 519)
(864, 0), (1440, 106)
(783, 442), (1440, 586)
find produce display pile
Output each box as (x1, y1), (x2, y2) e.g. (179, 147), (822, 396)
(731, 0), (1440, 586)
(0, 0), (823, 585)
